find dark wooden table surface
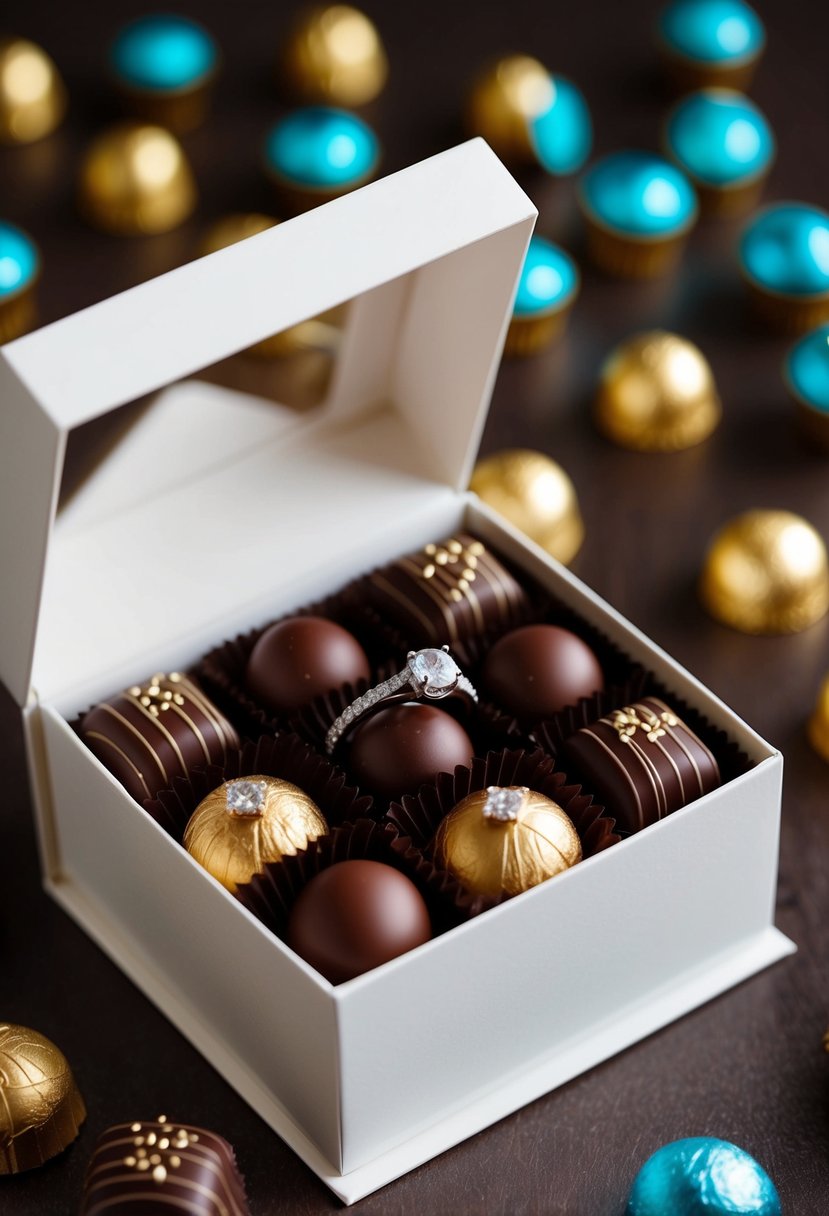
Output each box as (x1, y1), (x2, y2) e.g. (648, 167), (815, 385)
(3, 1), (829, 1212)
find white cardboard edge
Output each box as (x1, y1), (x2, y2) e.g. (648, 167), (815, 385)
(45, 867), (792, 1205)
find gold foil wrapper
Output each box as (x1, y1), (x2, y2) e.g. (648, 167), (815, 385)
(582, 216), (692, 278)
(700, 509), (829, 634)
(0, 38), (66, 144)
(0, 1024), (86, 1174)
(433, 785), (582, 898)
(470, 449), (584, 565)
(595, 330), (721, 451)
(281, 5), (388, 106)
(78, 123), (197, 236)
(745, 278), (829, 336)
(183, 775), (328, 892)
(466, 55), (551, 163)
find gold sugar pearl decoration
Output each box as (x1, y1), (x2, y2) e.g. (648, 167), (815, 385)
(0, 38), (67, 144)
(281, 5), (388, 106)
(78, 123), (197, 236)
(470, 449), (584, 565)
(700, 509), (829, 634)
(123, 1116), (191, 1184)
(466, 54), (552, 163)
(595, 331), (721, 452)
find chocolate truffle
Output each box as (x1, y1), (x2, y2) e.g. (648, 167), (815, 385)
(79, 1114), (250, 1214)
(80, 672), (240, 804)
(562, 697), (720, 834)
(0, 1023), (86, 1175)
(183, 776), (328, 893)
(482, 624), (604, 720)
(245, 615), (371, 715)
(288, 860), (431, 983)
(433, 785), (582, 898)
(349, 703), (475, 801)
(364, 533), (529, 646)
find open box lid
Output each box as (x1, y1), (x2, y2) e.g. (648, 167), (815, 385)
(0, 139), (536, 711)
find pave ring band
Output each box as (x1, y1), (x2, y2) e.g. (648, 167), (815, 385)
(325, 646), (478, 755)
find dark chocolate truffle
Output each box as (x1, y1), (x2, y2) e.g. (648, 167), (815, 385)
(364, 533), (529, 646)
(348, 702), (475, 801)
(80, 672), (239, 804)
(561, 696), (721, 834)
(245, 615), (371, 714)
(79, 1114), (250, 1214)
(288, 859), (432, 983)
(482, 623), (604, 719)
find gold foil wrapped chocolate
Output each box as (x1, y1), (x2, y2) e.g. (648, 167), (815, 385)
(433, 785), (582, 898)
(466, 55), (550, 163)
(700, 510), (829, 634)
(0, 1023), (86, 1174)
(595, 331), (721, 451)
(808, 674), (829, 763)
(183, 776), (328, 893)
(470, 449), (584, 565)
(281, 5), (388, 106)
(78, 123), (197, 236)
(0, 38), (66, 144)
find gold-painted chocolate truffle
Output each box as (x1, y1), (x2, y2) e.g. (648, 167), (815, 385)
(78, 123), (197, 236)
(281, 5), (388, 106)
(466, 55), (551, 163)
(470, 449), (584, 565)
(595, 331), (721, 451)
(433, 785), (582, 898)
(807, 674), (829, 763)
(0, 38), (66, 144)
(0, 1023), (86, 1174)
(183, 776), (328, 893)
(700, 510), (829, 634)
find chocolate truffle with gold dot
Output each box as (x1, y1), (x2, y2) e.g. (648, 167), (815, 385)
(109, 14), (219, 132)
(433, 785), (581, 899)
(0, 37), (66, 144)
(595, 331), (721, 451)
(0, 221), (39, 342)
(700, 509), (829, 634)
(78, 123), (197, 236)
(0, 1023), (86, 1175)
(79, 1115), (250, 1214)
(467, 54), (591, 176)
(80, 672), (239, 804)
(281, 5), (388, 107)
(184, 776), (328, 893)
(470, 450), (584, 565)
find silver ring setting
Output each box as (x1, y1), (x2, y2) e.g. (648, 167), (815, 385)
(325, 646), (478, 754)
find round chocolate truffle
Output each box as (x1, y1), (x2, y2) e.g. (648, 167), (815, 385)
(348, 703), (475, 801)
(482, 624), (604, 720)
(288, 859), (431, 983)
(245, 615), (371, 715)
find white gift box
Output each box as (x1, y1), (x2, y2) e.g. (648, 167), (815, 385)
(0, 140), (794, 1204)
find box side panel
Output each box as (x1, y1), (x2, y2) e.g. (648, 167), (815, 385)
(38, 706), (343, 1167)
(337, 757), (783, 1173)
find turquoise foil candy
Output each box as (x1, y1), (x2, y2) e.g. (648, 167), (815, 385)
(110, 15), (217, 91)
(786, 324), (829, 411)
(627, 1138), (781, 1216)
(741, 203), (829, 296)
(0, 222), (38, 298)
(580, 151), (697, 237)
(666, 89), (773, 186)
(528, 75), (592, 176)
(265, 108), (379, 189)
(658, 0), (765, 64)
(513, 237), (578, 317)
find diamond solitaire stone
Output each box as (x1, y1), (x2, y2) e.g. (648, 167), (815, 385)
(483, 786), (529, 822)
(226, 779), (267, 816)
(409, 648), (458, 696)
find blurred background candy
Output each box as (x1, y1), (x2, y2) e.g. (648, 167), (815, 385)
(469, 449), (584, 565)
(263, 105), (379, 212)
(656, 0), (766, 93)
(0, 37), (66, 144)
(784, 323), (829, 450)
(504, 235), (580, 355)
(280, 5), (388, 106)
(78, 122), (197, 235)
(109, 13), (219, 132)
(0, 220), (39, 341)
(740, 202), (829, 334)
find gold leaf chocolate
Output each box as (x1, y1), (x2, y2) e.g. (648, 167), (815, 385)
(0, 1023), (86, 1175)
